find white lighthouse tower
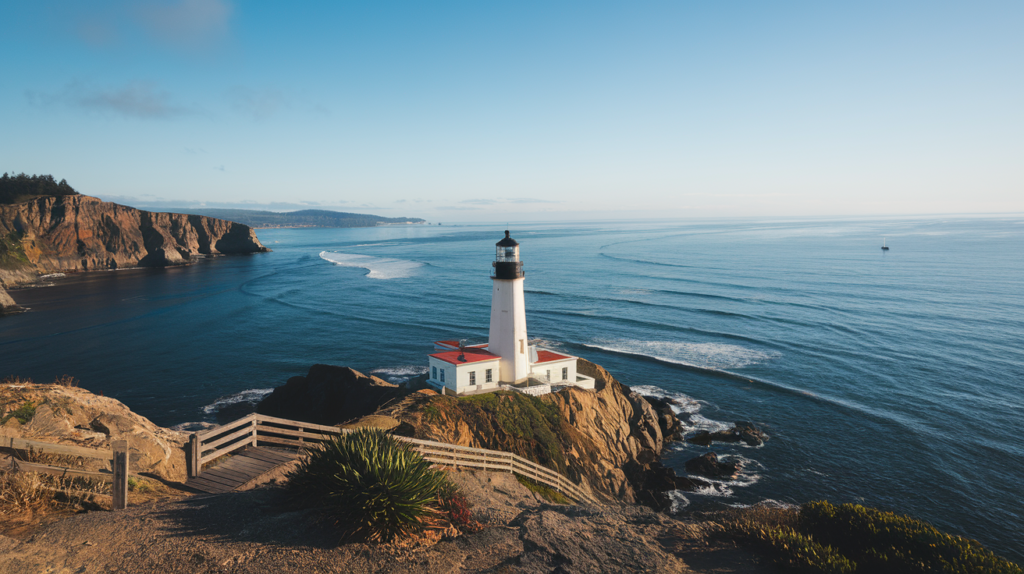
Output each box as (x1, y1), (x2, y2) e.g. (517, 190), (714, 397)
(488, 230), (529, 383)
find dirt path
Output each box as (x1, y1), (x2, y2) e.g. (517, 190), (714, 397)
(0, 470), (768, 574)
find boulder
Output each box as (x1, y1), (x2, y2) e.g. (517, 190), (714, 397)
(684, 452), (739, 479)
(686, 421), (768, 447)
(256, 364), (410, 426)
(0, 382), (189, 482)
(0, 285), (22, 315)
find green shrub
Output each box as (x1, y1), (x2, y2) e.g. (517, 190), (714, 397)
(730, 523), (855, 574)
(800, 501), (1022, 574)
(515, 475), (570, 505)
(1, 401), (36, 425)
(287, 428), (453, 542)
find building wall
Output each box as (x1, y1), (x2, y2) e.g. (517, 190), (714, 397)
(488, 277), (529, 383)
(529, 357), (577, 384)
(427, 357), (500, 394)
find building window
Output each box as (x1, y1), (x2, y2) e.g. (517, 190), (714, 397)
(432, 366), (437, 380)
(562, 367), (568, 381)
(545, 370), (551, 382)
(440, 369), (445, 383)
(485, 369), (492, 383)
(469, 371), (476, 385)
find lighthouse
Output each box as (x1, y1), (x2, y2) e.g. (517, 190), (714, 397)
(424, 231), (595, 396)
(488, 230), (529, 383)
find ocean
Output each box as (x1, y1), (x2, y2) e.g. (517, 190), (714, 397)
(2, 217), (1022, 561)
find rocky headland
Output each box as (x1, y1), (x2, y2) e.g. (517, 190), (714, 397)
(256, 359), (713, 508)
(0, 194), (268, 291)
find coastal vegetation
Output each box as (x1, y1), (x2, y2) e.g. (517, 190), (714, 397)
(0, 231), (29, 269)
(286, 428), (469, 542)
(721, 501), (1023, 574)
(0, 173), (78, 205)
(515, 475), (571, 505)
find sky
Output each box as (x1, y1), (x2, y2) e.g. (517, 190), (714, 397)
(1, 1), (1021, 222)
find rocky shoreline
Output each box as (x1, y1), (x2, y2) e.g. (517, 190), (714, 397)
(0, 195), (269, 299)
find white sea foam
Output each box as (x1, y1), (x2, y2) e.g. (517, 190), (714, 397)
(371, 365), (428, 384)
(667, 490), (691, 513)
(585, 339), (778, 370)
(171, 421), (219, 432)
(684, 414), (733, 434)
(319, 251), (423, 279)
(630, 385), (702, 415)
(201, 388), (274, 415)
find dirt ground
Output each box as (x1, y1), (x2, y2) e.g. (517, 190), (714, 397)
(0, 469), (770, 574)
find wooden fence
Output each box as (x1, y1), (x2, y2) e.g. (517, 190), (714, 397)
(0, 435), (130, 510)
(190, 413), (599, 504)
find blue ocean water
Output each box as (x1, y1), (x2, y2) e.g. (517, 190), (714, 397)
(2, 217), (1023, 561)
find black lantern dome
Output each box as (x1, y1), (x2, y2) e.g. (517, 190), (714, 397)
(492, 230), (525, 279)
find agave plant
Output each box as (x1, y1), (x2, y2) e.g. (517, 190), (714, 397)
(288, 428), (452, 542)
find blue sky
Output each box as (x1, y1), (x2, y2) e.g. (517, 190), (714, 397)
(1, 1), (1021, 221)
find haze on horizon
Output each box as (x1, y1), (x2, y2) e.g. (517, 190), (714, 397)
(1, 1), (1021, 223)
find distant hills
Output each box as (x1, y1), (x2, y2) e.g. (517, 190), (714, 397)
(148, 208), (425, 229)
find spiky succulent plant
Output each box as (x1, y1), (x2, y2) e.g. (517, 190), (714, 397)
(287, 427), (452, 542)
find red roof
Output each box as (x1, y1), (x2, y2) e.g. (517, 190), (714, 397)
(430, 348), (500, 366)
(435, 340), (487, 350)
(533, 350), (573, 364)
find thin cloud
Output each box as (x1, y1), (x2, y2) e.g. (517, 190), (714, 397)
(228, 86), (287, 120)
(27, 80), (191, 119)
(134, 0), (233, 49)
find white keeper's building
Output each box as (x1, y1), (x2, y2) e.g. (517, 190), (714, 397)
(425, 231), (596, 397)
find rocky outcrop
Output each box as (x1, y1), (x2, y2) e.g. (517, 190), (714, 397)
(687, 421), (768, 447)
(0, 194), (268, 286)
(257, 364), (411, 425)
(0, 381), (189, 482)
(684, 452), (740, 479)
(0, 285), (21, 314)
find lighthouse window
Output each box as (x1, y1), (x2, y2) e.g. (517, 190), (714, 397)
(432, 366), (437, 380)
(562, 367), (568, 381)
(469, 371), (476, 385)
(440, 369), (445, 383)
(485, 369), (492, 383)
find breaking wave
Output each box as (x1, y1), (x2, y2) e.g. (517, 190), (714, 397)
(371, 365), (428, 384)
(585, 338), (778, 371)
(201, 388), (274, 415)
(319, 251), (423, 279)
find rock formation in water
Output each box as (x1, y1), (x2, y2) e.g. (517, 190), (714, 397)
(0, 285), (20, 314)
(0, 380), (189, 482)
(258, 359), (703, 507)
(256, 364), (409, 425)
(0, 194), (268, 287)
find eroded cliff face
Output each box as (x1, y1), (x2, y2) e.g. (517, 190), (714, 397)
(0, 382), (189, 482)
(0, 195), (268, 286)
(363, 359), (691, 505)
(0, 285), (20, 314)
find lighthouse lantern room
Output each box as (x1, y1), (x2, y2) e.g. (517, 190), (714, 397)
(426, 231), (596, 396)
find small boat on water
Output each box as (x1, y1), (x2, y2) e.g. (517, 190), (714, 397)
(882, 238), (889, 251)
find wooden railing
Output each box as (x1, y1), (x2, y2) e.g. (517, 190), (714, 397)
(190, 414), (599, 504)
(1, 435), (130, 510)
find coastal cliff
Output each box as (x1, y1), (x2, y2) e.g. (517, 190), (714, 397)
(0, 380), (189, 482)
(0, 285), (20, 314)
(257, 360), (697, 506)
(0, 194), (268, 287)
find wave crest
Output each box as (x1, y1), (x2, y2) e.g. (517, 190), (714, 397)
(319, 251), (423, 279)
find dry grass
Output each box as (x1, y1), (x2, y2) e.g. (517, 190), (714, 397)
(0, 470), (105, 517)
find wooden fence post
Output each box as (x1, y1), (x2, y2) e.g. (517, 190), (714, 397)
(111, 440), (129, 511)
(251, 417), (258, 447)
(189, 433), (199, 478)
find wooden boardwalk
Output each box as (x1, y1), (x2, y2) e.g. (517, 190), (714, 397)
(185, 447), (296, 494)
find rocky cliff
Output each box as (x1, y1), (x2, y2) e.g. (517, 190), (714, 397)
(0, 194), (268, 287)
(0, 285), (20, 314)
(257, 360), (700, 507)
(0, 380), (189, 482)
